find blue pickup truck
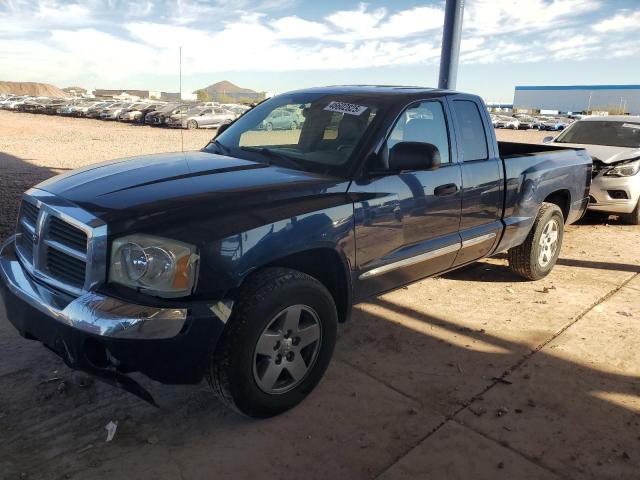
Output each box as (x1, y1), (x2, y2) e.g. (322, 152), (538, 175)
(0, 86), (592, 417)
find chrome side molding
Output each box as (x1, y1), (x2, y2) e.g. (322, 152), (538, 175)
(359, 231), (498, 280)
(359, 242), (461, 279)
(461, 232), (497, 248)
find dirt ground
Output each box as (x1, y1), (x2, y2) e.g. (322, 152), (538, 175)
(0, 111), (639, 480)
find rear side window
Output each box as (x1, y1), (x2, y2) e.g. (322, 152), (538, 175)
(452, 100), (488, 161)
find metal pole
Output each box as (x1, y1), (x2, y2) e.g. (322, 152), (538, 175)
(438, 0), (465, 90)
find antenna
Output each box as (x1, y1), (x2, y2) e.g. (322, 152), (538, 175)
(179, 46), (184, 153)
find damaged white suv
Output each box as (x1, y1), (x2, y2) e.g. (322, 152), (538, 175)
(545, 116), (640, 224)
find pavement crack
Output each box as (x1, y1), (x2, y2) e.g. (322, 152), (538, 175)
(335, 358), (423, 406)
(450, 419), (570, 479)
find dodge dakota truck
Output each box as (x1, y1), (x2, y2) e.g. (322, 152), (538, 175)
(0, 86), (592, 417)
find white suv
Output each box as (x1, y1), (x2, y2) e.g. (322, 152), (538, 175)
(545, 116), (640, 224)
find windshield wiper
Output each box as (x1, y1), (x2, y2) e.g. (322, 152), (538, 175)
(240, 146), (301, 169)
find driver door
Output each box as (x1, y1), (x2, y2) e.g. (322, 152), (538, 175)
(351, 100), (463, 299)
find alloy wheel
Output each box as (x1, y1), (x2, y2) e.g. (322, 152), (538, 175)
(253, 305), (322, 394)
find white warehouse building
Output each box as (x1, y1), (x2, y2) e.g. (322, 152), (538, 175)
(513, 85), (640, 115)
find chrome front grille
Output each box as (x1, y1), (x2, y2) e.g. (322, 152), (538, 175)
(14, 189), (108, 296)
(47, 216), (88, 253)
(46, 248), (87, 288)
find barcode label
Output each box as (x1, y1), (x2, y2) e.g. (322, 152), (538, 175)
(324, 101), (368, 116)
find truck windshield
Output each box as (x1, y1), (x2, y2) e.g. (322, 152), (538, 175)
(555, 121), (640, 148)
(205, 93), (382, 175)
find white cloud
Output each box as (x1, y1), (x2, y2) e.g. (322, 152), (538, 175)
(325, 3), (444, 41)
(270, 16), (330, 39)
(466, 0), (601, 35)
(0, 0), (639, 90)
(593, 10), (640, 32)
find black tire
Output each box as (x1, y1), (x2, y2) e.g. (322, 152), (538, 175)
(207, 267), (338, 418)
(623, 200), (640, 225)
(508, 202), (564, 280)
(187, 120), (198, 129)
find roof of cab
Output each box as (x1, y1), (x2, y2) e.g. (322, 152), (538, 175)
(283, 85), (456, 97)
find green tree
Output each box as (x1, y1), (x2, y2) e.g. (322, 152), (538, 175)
(196, 89), (211, 101)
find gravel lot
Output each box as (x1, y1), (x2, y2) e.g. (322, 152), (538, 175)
(1, 111), (639, 480)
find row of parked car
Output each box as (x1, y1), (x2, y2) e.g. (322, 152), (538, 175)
(0, 95), (252, 129)
(490, 113), (576, 131)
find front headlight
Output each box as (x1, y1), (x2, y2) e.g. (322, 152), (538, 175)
(604, 160), (640, 177)
(109, 234), (199, 297)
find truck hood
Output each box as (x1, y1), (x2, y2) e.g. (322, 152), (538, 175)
(552, 142), (640, 164)
(35, 151), (350, 230)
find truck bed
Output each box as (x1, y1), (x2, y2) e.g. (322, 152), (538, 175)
(498, 141), (582, 158)
(495, 141), (592, 254)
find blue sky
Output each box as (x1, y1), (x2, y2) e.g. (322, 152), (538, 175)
(1, 0), (639, 101)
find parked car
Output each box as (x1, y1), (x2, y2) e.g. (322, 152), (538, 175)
(491, 115), (511, 128)
(117, 103), (163, 122)
(225, 105), (251, 118)
(43, 99), (69, 115)
(0, 96), (28, 110)
(166, 106), (235, 129)
(536, 116), (568, 131)
(100, 103), (131, 120)
(506, 115), (534, 130)
(145, 104), (185, 125)
(85, 102), (114, 118)
(261, 107), (303, 130)
(73, 101), (109, 117)
(544, 115), (640, 224)
(17, 98), (51, 113)
(0, 86), (591, 418)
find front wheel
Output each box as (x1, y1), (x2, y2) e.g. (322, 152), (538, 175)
(187, 120), (198, 129)
(508, 202), (564, 280)
(208, 268), (337, 418)
(623, 199), (640, 225)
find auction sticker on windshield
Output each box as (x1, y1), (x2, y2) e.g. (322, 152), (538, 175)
(324, 101), (368, 116)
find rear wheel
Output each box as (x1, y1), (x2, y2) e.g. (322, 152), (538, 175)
(187, 120), (198, 129)
(623, 199), (640, 225)
(508, 203), (564, 280)
(208, 268), (337, 418)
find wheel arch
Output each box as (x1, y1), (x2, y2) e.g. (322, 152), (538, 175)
(236, 247), (353, 324)
(543, 189), (571, 221)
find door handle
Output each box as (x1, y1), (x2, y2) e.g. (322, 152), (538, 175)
(434, 183), (459, 196)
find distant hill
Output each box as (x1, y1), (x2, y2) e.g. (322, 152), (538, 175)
(0, 81), (67, 97)
(195, 80), (264, 101)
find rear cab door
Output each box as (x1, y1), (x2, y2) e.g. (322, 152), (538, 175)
(447, 95), (504, 266)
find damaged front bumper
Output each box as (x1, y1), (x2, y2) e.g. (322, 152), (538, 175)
(0, 237), (229, 398)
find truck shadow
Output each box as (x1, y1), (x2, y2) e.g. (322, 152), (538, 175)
(442, 256), (640, 283)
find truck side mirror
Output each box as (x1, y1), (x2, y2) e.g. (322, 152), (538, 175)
(388, 142), (441, 172)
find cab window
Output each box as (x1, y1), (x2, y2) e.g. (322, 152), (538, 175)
(387, 101), (450, 164)
(452, 100), (489, 161)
